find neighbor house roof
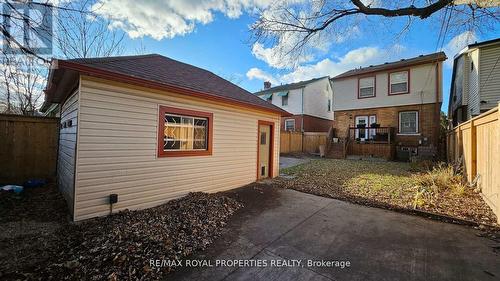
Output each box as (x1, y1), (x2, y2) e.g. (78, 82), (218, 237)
(254, 76), (328, 95)
(332, 52), (447, 80)
(454, 37), (500, 59)
(43, 54), (289, 116)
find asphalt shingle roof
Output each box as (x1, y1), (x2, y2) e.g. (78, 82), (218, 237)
(63, 54), (286, 114)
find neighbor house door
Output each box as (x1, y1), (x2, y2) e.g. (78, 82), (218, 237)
(258, 122), (273, 179)
(355, 116), (368, 140)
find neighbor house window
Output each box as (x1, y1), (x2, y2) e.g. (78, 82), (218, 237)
(358, 76), (375, 98)
(158, 106), (213, 157)
(327, 99), (331, 111)
(399, 111), (418, 134)
(285, 119), (295, 131)
(389, 70), (409, 95)
(282, 95), (288, 106)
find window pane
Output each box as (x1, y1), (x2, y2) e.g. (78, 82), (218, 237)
(390, 72), (408, 84)
(260, 132), (266, 144)
(194, 118), (207, 149)
(164, 114), (208, 151)
(285, 120), (294, 131)
(391, 82), (407, 93)
(400, 112), (417, 133)
(359, 77), (374, 88)
(360, 87), (374, 97)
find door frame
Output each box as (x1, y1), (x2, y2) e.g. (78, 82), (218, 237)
(354, 116), (369, 140)
(257, 120), (275, 180)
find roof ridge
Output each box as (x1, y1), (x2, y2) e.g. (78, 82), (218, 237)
(254, 76), (328, 94)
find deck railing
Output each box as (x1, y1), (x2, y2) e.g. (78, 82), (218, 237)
(347, 126), (394, 144)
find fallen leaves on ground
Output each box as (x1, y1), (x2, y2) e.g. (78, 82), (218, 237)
(276, 159), (497, 225)
(0, 186), (242, 280)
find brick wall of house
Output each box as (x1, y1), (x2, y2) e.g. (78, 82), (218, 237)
(281, 114), (333, 132)
(332, 103), (441, 147)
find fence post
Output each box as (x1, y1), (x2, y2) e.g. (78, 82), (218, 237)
(470, 120), (477, 181)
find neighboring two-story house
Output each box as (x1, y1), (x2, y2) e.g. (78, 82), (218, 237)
(255, 76), (333, 132)
(330, 52), (446, 159)
(448, 38), (500, 127)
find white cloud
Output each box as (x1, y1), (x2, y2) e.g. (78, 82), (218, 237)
(92, 0), (274, 40)
(246, 45), (408, 85)
(251, 26), (360, 69)
(246, 67), (278, 84)
(279, 45), (404, 83)
(443, 31), (477, 67)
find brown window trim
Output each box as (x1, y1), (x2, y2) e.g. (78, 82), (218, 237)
(157, 105), (213, 157)
(397, 110), (419, 134)
(388, 69), (410, 96)
(358, 75), (376, 99)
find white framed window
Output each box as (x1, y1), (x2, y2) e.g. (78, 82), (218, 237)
(399, 111), (418, 134)
(285, 119), (295, 131)
(389, 71), (409, 95)
(358, 77), (375, 98)
(282, 95), (288, 106)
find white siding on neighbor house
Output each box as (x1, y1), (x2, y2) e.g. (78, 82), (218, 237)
(268, 88), (303, 115)
(468, 49), (481, 117)
(303, 78), (334, 120)
(58, 90), (79, 215)
(479, 45), (500, 111)
(74, 77), (280, 220)
(332, 63), (441, 111)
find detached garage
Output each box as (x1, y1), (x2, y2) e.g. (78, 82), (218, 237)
(43, 54), (288, 221)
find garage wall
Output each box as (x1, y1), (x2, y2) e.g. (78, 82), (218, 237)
(58, 90), (79, 215)
(74, 76), (280, 220)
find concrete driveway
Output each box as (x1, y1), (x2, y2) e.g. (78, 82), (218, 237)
(170, 185), (500, 281)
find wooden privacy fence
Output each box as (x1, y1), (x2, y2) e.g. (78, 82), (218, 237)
(447, 103), (499, 223)
(280, 131), (328, 154)
(0, 114), (59, 184)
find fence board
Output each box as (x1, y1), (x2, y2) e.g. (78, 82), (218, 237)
(280, 131), (327, 154)
(447, 103), (499, 223)
(0, 114), (59, 184)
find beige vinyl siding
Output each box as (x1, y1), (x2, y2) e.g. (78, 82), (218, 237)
(469, 50), (481, 117)
(74, 76), (280, 220)
(58, 90), (79, 215)
(479, 45), (500, 111)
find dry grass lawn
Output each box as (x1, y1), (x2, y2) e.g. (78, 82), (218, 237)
(277, 159), (497, 225)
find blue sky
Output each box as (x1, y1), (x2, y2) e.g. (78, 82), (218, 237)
(89, 2), (499, 113)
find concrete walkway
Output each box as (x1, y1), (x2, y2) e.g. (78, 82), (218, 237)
(170, 186), (500, 281)
(279, 156), (313, 170)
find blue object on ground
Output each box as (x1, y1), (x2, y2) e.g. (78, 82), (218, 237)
(23, 179), (46, 188)
(1, 185), (24, 193)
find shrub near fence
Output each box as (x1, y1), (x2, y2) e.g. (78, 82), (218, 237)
(447, 103), (500, 223)
(280, 131), (328, 154)
(0, 114), (59, 184)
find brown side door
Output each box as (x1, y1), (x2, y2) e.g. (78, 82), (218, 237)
(258, 124), (271, 179)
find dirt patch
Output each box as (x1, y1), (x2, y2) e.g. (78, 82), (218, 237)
(277, 159), (498, 226)
(0, 185), (242, 280)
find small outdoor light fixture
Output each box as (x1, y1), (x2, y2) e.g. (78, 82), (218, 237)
(109, 194), (118, 214)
